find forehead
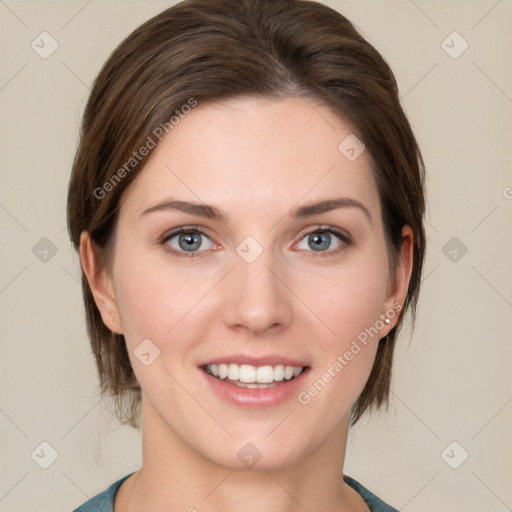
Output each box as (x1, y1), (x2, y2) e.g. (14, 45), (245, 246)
(120, 96), (380, 222)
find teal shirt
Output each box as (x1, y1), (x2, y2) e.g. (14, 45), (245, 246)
(73, 473), (398, 511)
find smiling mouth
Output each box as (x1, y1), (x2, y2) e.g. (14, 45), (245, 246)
(203, 363), (306, 389)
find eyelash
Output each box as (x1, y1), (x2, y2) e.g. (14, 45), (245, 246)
(159, 225), (352, 259)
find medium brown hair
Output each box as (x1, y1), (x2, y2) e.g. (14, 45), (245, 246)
(67, 0), (426, 429)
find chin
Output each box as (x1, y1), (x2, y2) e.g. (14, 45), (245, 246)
(197, 431), (315, 473)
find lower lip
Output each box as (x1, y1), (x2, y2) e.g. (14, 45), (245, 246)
(200, 367), (310, 408)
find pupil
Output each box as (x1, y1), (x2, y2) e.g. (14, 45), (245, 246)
(309, 232), (330, 251)
(180, 233), (200, 251)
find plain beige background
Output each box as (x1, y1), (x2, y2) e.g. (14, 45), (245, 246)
(1, 1), (511, 511)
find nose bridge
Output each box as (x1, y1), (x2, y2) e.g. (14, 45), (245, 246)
(223, 239), (292, 334)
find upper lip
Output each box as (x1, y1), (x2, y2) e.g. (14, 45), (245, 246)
(199, 355), (309, 367)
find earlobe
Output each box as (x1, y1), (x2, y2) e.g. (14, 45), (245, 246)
(79, 231), (124, 335)
(380, 225), (414, 335)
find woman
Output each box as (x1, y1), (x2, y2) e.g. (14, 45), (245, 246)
(68, 0), (426, 510)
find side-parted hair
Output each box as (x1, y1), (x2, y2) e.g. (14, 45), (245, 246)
(67, 0), (426, 429)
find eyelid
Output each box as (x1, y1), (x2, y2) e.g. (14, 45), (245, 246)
(159, 225), (212, 243)
(295, 224), (351, 242)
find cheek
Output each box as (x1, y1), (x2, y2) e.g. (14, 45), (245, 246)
(111, 261), (196, 394)
(297, 252), (389, 394)
(303, 257), (388, 346)
(294, 264), (388, 422)
(112, 244), (200, 336)
(111, 248), (219, 388)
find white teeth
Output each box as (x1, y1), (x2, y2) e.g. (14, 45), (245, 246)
(239, 364), (256, 383)
(273, 364), (284, 381)
(227, 364), (239, 380)
(205, 363), (304, 384)
(256, 365), (274, 383)
(218, 363), (228, 380)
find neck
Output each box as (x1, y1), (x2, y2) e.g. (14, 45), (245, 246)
(117, 396), (361, 512)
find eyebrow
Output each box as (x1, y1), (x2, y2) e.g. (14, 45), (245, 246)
(140, 197), (372, 225)
(141, 199), (225, 221)
(291, 198), (372, 225)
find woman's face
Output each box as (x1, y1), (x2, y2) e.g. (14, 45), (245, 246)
(91, 97), (410, 470)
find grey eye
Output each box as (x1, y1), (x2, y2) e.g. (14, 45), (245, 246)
(165, 230), (214, 253)
(297, 231), (344, 252)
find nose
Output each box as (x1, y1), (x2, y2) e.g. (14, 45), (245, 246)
(222, 248), (293, 336)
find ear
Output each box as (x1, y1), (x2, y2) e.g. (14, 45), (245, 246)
(379, 225), (414, 336)
(79, 231), (124, 335)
